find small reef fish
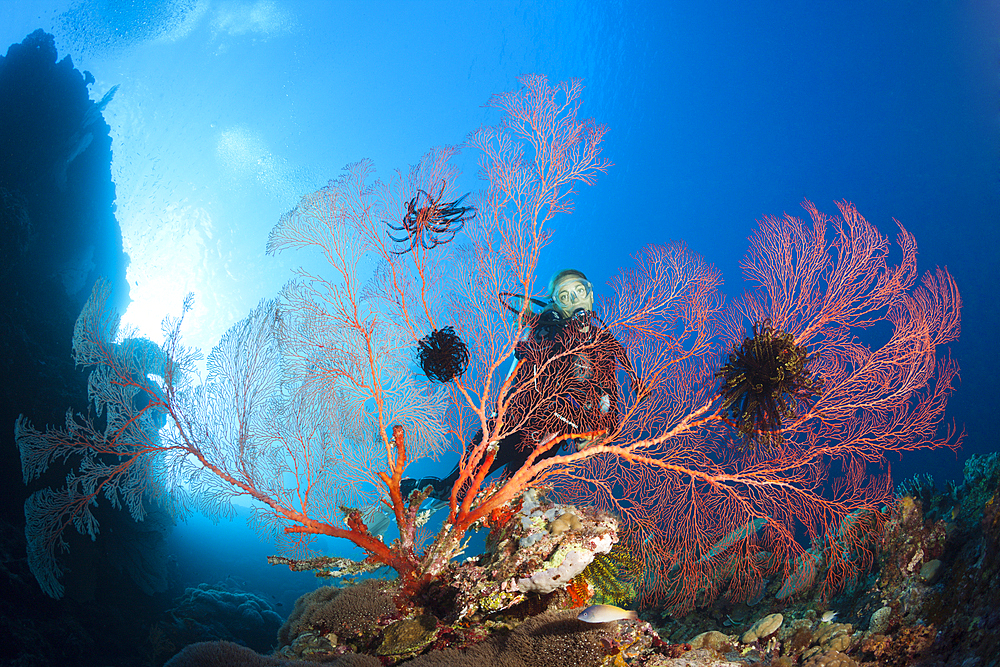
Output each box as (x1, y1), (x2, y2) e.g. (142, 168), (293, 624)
(577, 604), (639, 623)
(821, 611), (838, 623)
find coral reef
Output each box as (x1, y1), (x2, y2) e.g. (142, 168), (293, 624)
(6, 43), (968, 667)
(741, 613), (782, 643)
(288, 448), (988, 667)
(278, 579), (398, 657)
(630, 443), (1000, 667)
(274, 490), (626, 662)
(164, 640), (380, 667)
(162, 582), (283, 654)
(255, 488), (737, 666)
(449, 490), (617, 618)
(275, 605), (672, 667)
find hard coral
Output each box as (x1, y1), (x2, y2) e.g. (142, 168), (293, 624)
(402, 609), (618, 667)
(802, 649), (858, 667)
(501, 609), (616, 666)
(858, 625), (935, 667)
(402, 645), (504, 667)
(788, 627), (814, 655)
(689, 630), (731, 651)
(279, 580), (397, 651)
(812, 622), (853, 653)
(866, 606), (892, 637)
(549, 512), (583, 535)
(741, 613), (782, 643)
(164, 582), (283, 654)
(164, 640), (380, 667)
(378, 614), (439, 660)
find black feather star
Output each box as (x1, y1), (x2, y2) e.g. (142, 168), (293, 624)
(715, 320), (823, 448)
(417, 326), (470, 383)
(387, 182), (475, 254)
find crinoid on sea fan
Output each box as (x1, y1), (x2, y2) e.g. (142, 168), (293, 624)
(715, 320), (823, 447)
(387, 181), (475, 254)
(417, 326), (470, 383)
(574, 544), (639, 607)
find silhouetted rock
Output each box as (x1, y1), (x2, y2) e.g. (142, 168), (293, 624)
(0, 29), (141, 667)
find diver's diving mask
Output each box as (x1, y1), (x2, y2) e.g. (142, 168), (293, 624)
(553, 276), (594, 319)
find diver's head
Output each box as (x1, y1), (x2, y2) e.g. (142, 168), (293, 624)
(548, 269), (594, 319)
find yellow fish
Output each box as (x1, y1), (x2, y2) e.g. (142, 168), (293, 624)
(577, 604), (638, 623)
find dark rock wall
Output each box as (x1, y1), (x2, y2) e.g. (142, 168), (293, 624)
(0, 29), (157, 667)
(0, 27), (129, 521)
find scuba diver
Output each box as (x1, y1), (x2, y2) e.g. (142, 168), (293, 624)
(400, 268), (643, 502)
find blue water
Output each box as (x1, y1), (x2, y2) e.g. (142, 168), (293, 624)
(3, 0), (997, 610)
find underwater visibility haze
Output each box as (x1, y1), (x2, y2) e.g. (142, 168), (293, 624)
(0, 1), (998, 666)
